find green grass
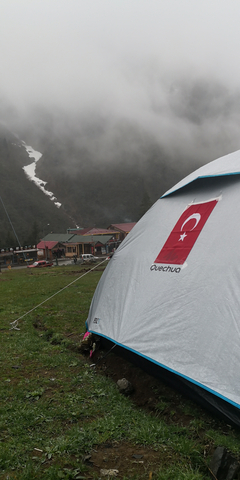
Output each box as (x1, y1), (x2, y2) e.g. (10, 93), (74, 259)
(1, 264), (240, 479)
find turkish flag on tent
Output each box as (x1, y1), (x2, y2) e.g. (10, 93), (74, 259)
(154, 199), (218, 265)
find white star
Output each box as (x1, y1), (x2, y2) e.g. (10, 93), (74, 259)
(179, 232), (187, 241)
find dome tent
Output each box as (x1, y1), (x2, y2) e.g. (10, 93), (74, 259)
(87, 149), (240, 426)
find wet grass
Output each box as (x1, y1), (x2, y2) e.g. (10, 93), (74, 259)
(1, 264), (240, 479)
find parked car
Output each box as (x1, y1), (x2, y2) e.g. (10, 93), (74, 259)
(27, 260), (53, 268)
(80, 254), (99, 263)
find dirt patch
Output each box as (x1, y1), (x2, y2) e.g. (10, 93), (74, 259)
(92, 349), (213, 429)
(61, 267), (106, 276)
(88, 441), (170, 479)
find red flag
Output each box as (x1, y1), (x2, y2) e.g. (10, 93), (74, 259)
(154, 200), (218, 265)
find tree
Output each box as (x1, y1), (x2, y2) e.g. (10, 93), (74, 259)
(138, 189), (152, 220)
(23, 221), (40, 246)
(4, 230), (16, 249)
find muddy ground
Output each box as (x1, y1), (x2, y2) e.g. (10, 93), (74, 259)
(80, 343), (225, 479)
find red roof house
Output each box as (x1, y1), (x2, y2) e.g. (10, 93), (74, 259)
(108, 223), (136, 241)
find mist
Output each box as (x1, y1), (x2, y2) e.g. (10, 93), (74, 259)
(1, 0), (240, 170)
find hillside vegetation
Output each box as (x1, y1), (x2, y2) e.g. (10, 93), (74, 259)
(2, 76), (240, 246)
(0, 119), (192, 247)
(0, 128), (72, 247)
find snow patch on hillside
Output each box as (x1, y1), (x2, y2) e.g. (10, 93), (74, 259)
(22, 141), (61, 208)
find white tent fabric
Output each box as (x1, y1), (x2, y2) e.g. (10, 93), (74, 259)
(163, 149), (240, 197)
(87, 149), (240, 421)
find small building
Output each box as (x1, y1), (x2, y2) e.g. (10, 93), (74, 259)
(63, 235), (91, 258)
(0, 246), (38, 267)
(37, 241), (66, 260)
(108, 223), (136, 242)
(14, 246), (38, 264)
(69, 227), (117, 237)
(0, 249), (13, 267)
(64, 234), (114, 258)
(37, 226), (136, 261)
(67, 224), (136, 253)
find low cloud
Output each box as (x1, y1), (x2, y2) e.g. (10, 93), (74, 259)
(1, 0), (240, 173)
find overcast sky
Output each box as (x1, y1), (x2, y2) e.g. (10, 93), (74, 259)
(1, 0), (240, 161)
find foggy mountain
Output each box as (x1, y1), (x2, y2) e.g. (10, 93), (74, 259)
(1, 77), (240, 247)
(0, 126), (72, 247)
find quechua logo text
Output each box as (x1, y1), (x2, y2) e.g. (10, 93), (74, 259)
(154, 200), (218, 265)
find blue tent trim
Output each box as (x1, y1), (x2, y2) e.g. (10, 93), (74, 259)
(161, 171), (240, 198)
(88, 329), (240, 411)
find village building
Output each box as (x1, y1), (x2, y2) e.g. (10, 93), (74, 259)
(107, 223), (137, 242)
(0, 223), (136, 267)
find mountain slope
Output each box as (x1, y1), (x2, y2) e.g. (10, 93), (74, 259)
(0, 127), (72, 247)
(2, 76), (240, 247)
(35, 119), (194, 227)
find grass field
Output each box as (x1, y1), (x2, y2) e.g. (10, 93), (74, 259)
(1, 264), (240, 480)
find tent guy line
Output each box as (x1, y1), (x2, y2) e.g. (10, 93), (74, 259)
(0, 195), (26, 259)
(9, 258), (108, 331)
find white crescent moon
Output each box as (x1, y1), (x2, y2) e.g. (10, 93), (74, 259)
(181, 213), (201, 231)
